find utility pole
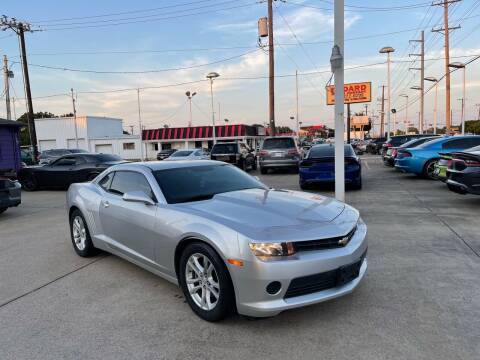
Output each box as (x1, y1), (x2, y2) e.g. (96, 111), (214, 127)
(70, 88), (79, 148)
(409, 30), (425, 133)
(476, 103), (480, 120)
(432, 0), (461, 133)
(3, 55), (12, 120)
(347, 104), (351, 143)
(380, 86), (386, 137)
(295, 70), (299, 138)
(1, 18), (38, 161)
(267, 0), (276, 135)
(137, 89), (144, 161)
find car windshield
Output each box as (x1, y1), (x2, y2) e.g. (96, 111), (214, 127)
(170, 150), (193, 157)
(308, 145), (354, 158)
(262, 138), (295, 149)
(91, 154), (122, 162)
(211, 144), (237, 154)
(153, 164), (267, 204)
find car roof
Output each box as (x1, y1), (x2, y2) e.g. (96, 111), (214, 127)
(120, 160), (223, 172)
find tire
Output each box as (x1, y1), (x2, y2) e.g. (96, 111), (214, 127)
(352, 177), (362, 190)
(20, 174), (37, 191)
(240, 159), (246, 171)
(69, 209), (97, 257)
(0, 207), (7, 214)
(260, 167), (267, 175)
(292, 166), (299, 174)
(300, 182), (310, 190)
(179, 242), (235, 322)
(423, 159), (438, 179)
(251, 158), (257, 170)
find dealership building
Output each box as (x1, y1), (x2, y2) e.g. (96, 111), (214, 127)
(34, 116), (266, 160)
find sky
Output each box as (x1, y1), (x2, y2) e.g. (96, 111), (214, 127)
(1, 0), (480, 136)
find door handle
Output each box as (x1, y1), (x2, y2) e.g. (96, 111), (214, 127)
(102, 200), (110, 208)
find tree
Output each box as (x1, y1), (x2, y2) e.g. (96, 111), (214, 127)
(275, 126), (293, 134)
(465, 120), (480, 134)
(17, 112), (57, 146)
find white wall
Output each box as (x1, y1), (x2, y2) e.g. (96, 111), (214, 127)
(35, 117), (88, 149)
(89, 136), (142, 160)
(86, 117), (123, 138)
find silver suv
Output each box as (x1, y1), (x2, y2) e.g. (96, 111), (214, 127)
(259, 137), (300, 174)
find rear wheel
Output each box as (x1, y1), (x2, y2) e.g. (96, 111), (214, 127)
(179, 242), (235, 322)
(20, 174), (37, 191)
(423, 159), (438, 179)
(69, 209), (97, 257)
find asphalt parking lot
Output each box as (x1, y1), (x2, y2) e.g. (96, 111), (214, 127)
(1, 156), (479, 360)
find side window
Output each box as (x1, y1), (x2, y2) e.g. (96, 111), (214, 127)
(52, 156), (76, 166)
(466, 137), (480, 148)
(98, 172), (114, 190)
(442, 139), (470, 149)
(109, 171), (154, 199)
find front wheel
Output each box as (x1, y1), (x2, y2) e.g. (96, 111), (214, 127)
(179, 243), (235, 322)
(70, 209), (97, 257)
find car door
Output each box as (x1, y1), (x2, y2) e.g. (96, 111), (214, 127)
(99, 170), (158, 263)
(36, 156), (77, 187)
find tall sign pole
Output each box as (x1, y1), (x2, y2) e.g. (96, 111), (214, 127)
(267, 0), (276, 135)
(3, 55), (12, 120)
(332, 0), (345, 202)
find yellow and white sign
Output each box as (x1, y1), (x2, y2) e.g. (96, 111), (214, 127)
(326, 82), (372, 105)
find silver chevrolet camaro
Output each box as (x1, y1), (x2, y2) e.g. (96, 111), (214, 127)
(66, 160), (367, 321)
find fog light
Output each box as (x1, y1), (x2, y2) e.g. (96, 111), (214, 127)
(266, 281), (282, 295)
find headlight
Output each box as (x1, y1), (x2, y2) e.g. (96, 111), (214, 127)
(249, 242), (295, 257)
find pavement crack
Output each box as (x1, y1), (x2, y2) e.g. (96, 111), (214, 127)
(0, 254), (108, 309)
(402, 183), (480, 258)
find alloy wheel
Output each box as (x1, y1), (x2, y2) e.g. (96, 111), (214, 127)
(72, 216), (87, 251)
(185, 253), (220, 311)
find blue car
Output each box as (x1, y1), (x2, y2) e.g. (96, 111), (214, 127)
(299, 144), (362, 190)
(395, 136), (480, 179)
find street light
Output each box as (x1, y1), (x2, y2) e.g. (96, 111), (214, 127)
(206, 72), (220, 144)
(425, 77), (439, 134)
(379, 46), (395, 140)
(399, 94), (409, 134)
(185, 91), (197, 127)
(449, 62), (466, 134)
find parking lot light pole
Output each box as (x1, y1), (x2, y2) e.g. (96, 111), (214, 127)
(185, 91), (196, 127)
(206, 72), (220, 144)
(425, 77), (439, 134)
(449, 62), (466, 135)
(379, 46), (395, 140)
(332, 0), (345, 202)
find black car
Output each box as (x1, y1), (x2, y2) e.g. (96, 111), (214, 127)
(156, 148), (177, 160)
(381, 134), (434, 156)
(366, 138), (386, 154)
(446, 145), (480, 195)
(383, 136), (439, 167)
(18, 153), (126, 191)
(210, 142), (256, 171)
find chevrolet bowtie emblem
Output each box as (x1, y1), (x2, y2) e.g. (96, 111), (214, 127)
(338, 236), (349, 246)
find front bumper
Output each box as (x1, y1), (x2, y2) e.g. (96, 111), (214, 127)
(0, 180), (22, 208)
(230, 220), (368, 317)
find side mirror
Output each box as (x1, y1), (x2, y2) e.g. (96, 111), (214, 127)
(122, 191), (155, 205)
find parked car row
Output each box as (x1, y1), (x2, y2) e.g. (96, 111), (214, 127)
(381, 134), (480, 196)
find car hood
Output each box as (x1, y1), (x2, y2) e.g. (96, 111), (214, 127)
(176, 188), (358, 241)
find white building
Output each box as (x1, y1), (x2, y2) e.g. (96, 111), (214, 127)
(34, 116), (143, 160)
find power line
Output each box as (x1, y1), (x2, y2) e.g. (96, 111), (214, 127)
(12, 48), (263, 74)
